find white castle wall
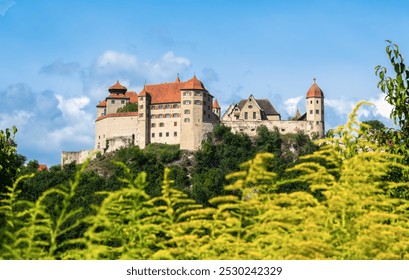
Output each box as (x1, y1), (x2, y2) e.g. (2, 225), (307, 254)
(61, 150), (96, 166)
(223, 120), (309, 137)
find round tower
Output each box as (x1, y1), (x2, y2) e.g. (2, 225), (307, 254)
(180, 75), (207, 150)
(306, 78), (325, 137)
(137, 86), (151, 148)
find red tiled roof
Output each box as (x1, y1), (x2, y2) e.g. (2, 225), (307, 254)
(306, 82), (324, 98)
(107, 94), (130, 99)
(37, 164), (48, 171)
(96, 112), (138, 122)
(213, 99), (221, 109)
(109, 80), (127, 92)
(180, 75), (206, 90)
(97, 100), (107, 107)
(125, 91), (138, 103)
(142, 75), (207, 104)
(139, 86), (148, 97)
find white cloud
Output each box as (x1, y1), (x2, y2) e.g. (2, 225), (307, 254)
(96, 51), (138, 69)
(325, 98), (356, 116)
(369, 93), (393, 119)
(0, 110), (32, 129)
(55, 94), (91, 120)
(283, 96), (303, 116)
(91, 50), (191, 85)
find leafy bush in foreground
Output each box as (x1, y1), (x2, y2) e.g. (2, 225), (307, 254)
(1, 103), (409, 260)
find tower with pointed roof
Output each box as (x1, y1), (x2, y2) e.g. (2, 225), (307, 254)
(212, 99), (221, 119)
(180, 75), (214, 150)
(306, 79), (325, 137)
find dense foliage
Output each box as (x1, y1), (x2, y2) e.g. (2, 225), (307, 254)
(116, 102), (138, 113)
(375, 41), (409, 165)
(2, 42), (409, 260)
(0, 127), (25, 194)
(1, 102), (408, 259)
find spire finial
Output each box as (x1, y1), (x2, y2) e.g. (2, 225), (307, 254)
(313, 77), (316, 83)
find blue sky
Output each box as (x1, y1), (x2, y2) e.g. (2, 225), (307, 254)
(0, 0), (408, 166)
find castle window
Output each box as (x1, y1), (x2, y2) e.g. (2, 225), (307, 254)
(165, 114), (171, 118)
(253, 112), (256, 119)
(151, 123), (156, 127)
(97, 143), (100, 149)
(139, 105), (144, 109)
(159, 133), (162, 137)
(194, 92), (201, 96)
(159, 123), (164, 127)
(310, 110), (313, 115)
(151, 105), (155, 109)
(208, 106), (210, 110)
(111, 100), (115, 104)
(183, 100), (191, 105)
(184, 109), (190, 114)
(281, 128), (285, 132)
(184, 118), (190, 123)
(166, 132), (169, 137)
(310, 100), (313, 104)
(208, 114), (210, 119)
(159, 114), (163, 118)
(98, 136), (100, 139)
(316, 110), (319, 114)
(183, 91), (192, 96)
(152, 133), (155, 138)
(174, 132), (177, 137)
(244, 112), (248, 119)
(158, 104), (163, 109)
(165, 104), (170, 109)
(194, 100), (201, 105)
(121, 100), (125, 104)
(174, 122), (177, 126)
(316, 100), (319, 104)
(139, 97), (144, 101)
(172, 113), (178, 117)
(316, 121), (320, 125)
(248, 105), (253, 109)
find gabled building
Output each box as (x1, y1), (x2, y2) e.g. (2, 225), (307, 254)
(221, 80), (325, 137)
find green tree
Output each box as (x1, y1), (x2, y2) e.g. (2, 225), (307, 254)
(375, 41), (409, 163)
(361, 120), (386, 131)
(116, 102), (138, 113)
(0, 127), (26, 193)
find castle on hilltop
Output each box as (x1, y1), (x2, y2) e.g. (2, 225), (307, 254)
(61, 75), (325, 165)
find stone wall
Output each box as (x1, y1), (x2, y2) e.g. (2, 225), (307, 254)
(95, 114), (138, 152)
(105, 135), (135, 153)
(223, 120), (309, 137)
(61, 150), (96, 166)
